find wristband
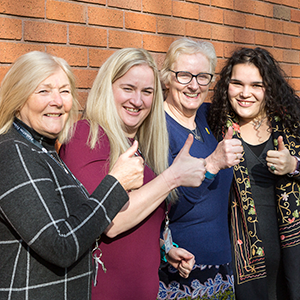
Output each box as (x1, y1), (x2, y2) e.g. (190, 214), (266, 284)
(205, 171), (217, 180)
(160, 242), (179, 262)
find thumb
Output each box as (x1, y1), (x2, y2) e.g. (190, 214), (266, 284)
(124, 140), (139, 157)
(179, 134), (194, 157)
(277, 136), (286, 151)
(224, 126), (233, 140)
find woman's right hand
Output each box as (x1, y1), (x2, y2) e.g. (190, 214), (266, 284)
(166, 134), (206, 188)
(109, 141), (144, 191)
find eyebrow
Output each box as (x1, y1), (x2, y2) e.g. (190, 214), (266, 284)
(38, 83), (71, 89)
(121, 83), (154, 90)
(230, 78), (263, 85)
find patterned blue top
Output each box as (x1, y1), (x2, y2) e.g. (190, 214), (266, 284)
(166, 103), (233, 265)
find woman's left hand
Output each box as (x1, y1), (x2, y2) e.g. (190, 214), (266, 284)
(166, 247), (195, 278)
(266, 136), (297, 175)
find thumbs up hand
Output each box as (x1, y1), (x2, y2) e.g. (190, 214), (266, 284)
(205, 126), (243, 175)
(266, 136), (297, 175)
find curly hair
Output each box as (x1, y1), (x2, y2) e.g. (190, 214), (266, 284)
(207, 47), (300, 139)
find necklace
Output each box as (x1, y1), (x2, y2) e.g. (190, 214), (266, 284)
(251, 116), (267, 130)
(184, 125), (202, 141)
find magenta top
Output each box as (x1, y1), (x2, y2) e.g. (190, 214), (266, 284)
(60, 120), (165, 300)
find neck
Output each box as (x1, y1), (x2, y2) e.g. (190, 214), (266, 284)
(164, 101), (197, 130)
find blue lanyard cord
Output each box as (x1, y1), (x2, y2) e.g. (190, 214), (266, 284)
(13, 121), (89, 198)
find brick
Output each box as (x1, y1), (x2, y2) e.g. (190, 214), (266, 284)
(79, 0), (105, 4)
(273, 5), (290, 20)
(185, 20), (211, 39)
(283, 21), (299, 35)
(224, 11), (246, 28)
(151, 52), (165, 70)
(288, 78), (300, 91)
(0, 17), (22, 40)
(291, 64), (300, 77)
(109, 30), (143, 48)
(173, 1), (199, 20)
(254, 1), (273, 17)
(234, 0), (255, 14)
(0, 42), (44, 63)
(125, 12), (156, 33)
(255, 31), (274, 47)
(280, 63), (292, 77)
(187, 0), (209, 4)
(108, 0), (141, 11)
(0, 65), (10, 83)
(46, 46), (88, 67)
(199, 5), (223, 24)
(265, 18), (283, 33)
(24, 21), (67, 43)
(88, 7), (123, 28)
(246, 15), (265, 30)
(291, 9), (300, 23)
(77, 90), (89, 110)
(143, 34), (175, 52)
(212, 25), (234, 42)
(292, 36), (300, 50)
(274, 33), (292, 48)
(282, 0), (298, 9)
(211, 41), (224, 58)
(143, 0), (172, 16)
(234, 28), (255, 44)
(89, 48), (115, 67)
(0, 0), (44, 18)
(69, 25), (107, 47)
(73, 68), (98, 89)
(157, 17), (185, 36)
(283, 49), (299, 63)
(265, 0), (281, 5)
(211, 0), (234, 9)
(46, 0), (86, 23)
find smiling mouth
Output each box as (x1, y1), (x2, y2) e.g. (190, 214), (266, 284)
(184, 92), (199, 98)
(45, 113), (62, 117)
(125, 107), (140, 113)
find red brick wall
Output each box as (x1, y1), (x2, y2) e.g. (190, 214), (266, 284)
(0, 0), (300, 108)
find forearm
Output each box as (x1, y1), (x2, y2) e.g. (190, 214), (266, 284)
(104, 168), (176, 237)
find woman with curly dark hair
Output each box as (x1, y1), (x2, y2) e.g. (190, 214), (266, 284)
(208, 47), (300, 300)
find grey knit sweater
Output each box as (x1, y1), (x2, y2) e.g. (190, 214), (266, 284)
(0, 120), (128, 300)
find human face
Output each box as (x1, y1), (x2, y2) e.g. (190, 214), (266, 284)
(18, 68), (73, 139)
(112, 64), (154, 138)
(228, 63), (265, 123)
(166, 53), (211, 117)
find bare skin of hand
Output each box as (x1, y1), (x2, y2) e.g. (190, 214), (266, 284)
(167, 134), (206, 188)
(205, 126), (243, 175)
(167, 247), (195, 278)
(109, 140), (144, 191)
(266, 136), (297, 175)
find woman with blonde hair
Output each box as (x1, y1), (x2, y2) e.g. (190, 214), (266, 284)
(0, 51), (144, 299)
(60, 47), (207, 299)
(157, 38), (242, 299)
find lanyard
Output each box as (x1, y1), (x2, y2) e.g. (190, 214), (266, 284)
(13, 121), (89, 198)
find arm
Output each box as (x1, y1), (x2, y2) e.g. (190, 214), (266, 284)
(0, 138), (128, 268)
(104, 134), (206, 237)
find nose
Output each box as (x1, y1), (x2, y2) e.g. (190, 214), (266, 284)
(240, 85), (251, 98)
(50, 90), (63, 107)
(188, 76), (199, 90)
(129, 91), (143, 107)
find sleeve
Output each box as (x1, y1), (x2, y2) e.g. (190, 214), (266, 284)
(0, 137), (128, 268)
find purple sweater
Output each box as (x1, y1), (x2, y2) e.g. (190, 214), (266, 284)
(60, 120), (165, 300)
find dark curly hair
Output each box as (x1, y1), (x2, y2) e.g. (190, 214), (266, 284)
(207, 47), (300, 139)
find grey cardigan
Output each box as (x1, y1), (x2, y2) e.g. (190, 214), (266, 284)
(0, 120), (128, 299)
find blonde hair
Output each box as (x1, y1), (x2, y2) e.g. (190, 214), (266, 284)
(161, 37), (217, 89)
(0, 51), (79, 143)
(84, 48), (170, 180)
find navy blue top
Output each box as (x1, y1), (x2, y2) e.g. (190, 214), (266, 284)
(166, 103), (233, 265)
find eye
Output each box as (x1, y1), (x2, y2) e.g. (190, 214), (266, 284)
(60, 89), (71, 94)
(253, 84), (264, 89)
(143, 89), (153, 96)
(123, 87), (133, 92)
(37, 89), (51, 95)
(230, 81), (242, 86)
